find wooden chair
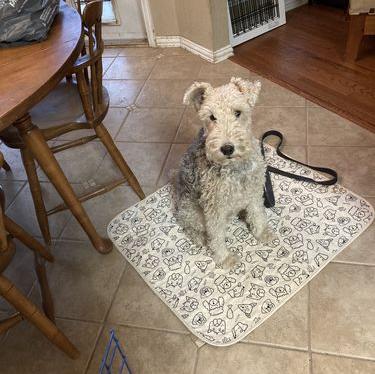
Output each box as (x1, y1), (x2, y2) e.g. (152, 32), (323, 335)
(65, 0), (90, 82)
(0, 154), (79, 359)
(0, 0), (145, 249)
(345, 0), (375, 61)
(65, 0), (86, 16)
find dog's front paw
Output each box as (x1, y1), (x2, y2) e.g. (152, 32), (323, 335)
(222, 253), (241, 270)
(213, 251), (227, 267)
(213, 252), (240, 270)
(258, 227), (277, 244)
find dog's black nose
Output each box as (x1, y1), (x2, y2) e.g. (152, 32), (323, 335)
(220, 143), (234, 156)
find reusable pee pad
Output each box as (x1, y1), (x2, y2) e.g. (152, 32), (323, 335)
(108, 144), (374, 346)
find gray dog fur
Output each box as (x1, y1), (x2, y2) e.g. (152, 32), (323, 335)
(174, 77), (274, 268)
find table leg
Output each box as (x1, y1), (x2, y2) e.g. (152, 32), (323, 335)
(13, 114), (112, 254)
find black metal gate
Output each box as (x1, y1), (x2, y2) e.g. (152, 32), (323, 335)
(228, 0), (281, 36)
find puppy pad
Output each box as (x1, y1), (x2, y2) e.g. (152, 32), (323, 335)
(108, 144), (374, 346)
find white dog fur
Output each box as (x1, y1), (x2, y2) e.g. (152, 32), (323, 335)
(174, 77), (273, 267)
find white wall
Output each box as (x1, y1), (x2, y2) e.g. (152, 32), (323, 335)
(103, 0), (147, 43)
(285, 0), (308, 11)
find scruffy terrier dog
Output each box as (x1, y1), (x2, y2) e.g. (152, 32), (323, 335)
(174, 77), (273, 268)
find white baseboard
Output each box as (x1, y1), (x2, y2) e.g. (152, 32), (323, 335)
(155, 36), (233, 63)
(155, 36), (181, 48)
(285, 0), (308, 11)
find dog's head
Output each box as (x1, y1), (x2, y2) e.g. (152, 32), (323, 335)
(184, 77), (261, 166)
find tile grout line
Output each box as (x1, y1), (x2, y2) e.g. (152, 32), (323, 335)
(307, 284), (313, 374)
(153, 105), (189, 187)
(115, 140), (184, 144)
(84, 323), (105, 374)
(131, 56), (176, 189)
(102, 49), (120, 58)
(0, 177), (29, 183)
(306, 105), (309, 151)
(192, 347), (200, 374)
(303, 144), (375, 148)
(107, 321), (190, 337)
(3, 180), (27, 213)
(330, 260), (375, 267)
(155, 143), (173, 187)
(239, 340), (308, 353)
(310, 350), (375, 363)
(102, 56), (117, 76)
(49, 314), (109, 325)
(307, 142), (310, 165)
(172, 106), (188, 144)
(84, 263), (128, 373)
(112, 108), (131, 142)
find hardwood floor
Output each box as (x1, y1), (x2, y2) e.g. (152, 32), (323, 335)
(231, 4), (375, 132)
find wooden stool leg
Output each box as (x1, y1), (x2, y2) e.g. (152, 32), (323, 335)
(95, 124), (145, 200)
(0, 275), (79, 359)
(2, 215), (54, 320)
(13, 114), (112, 254)
(345, 14), (366, 62)
(20, 148), (51, 248)
(34, 253), (55, 322)
(4, 215), (53, 262)
(0, 313), (23, 335)
(76, 70), (94, 122)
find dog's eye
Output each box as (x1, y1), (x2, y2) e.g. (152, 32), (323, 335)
(209, 114), (216, 122)
(234, 110), (241, 118)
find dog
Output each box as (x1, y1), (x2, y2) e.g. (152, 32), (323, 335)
(174, 77), (274, 267)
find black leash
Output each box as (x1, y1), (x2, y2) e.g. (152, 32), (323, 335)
(261, 130), (338, 208)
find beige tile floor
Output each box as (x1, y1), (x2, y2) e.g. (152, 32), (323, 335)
(0, 46), (374, 373)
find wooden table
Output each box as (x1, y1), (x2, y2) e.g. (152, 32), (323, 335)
(0, 2), (112, 253)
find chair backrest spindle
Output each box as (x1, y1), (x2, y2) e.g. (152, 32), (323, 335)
(0, 154), (7, 253)
(73, 0), (104, 123)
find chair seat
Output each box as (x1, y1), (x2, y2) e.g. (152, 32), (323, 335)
(0, 81), (109, 147)
(349, 0), (375, 14)
(30, 81), (86, 128)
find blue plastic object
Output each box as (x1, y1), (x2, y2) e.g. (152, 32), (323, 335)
(99, 330), (132, 374)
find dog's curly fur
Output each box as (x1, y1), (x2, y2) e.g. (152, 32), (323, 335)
(174, 77), (273, 267)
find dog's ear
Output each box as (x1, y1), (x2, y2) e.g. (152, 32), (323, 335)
(183, 82), (212, 110)
(231, 77), (261, 107)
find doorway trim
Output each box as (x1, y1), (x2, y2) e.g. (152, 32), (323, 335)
(140, 0), (156, 47)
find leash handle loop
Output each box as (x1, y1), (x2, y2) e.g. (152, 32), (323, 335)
(261, 130), (338, 208)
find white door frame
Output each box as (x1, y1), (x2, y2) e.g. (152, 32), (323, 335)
(140, 0), (156, 47)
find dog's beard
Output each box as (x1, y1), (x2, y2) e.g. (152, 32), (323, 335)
(202, 122), (254, 166)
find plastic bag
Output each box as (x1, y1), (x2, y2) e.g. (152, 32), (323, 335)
(0, 0), (60, 45)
